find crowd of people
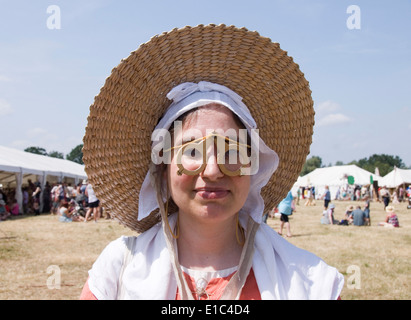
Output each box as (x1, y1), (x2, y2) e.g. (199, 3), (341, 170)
(262, 183), (409, 234)
(1, 183), (24, 221)
(320, 201), (400, 228)
(0, 180), (109, 223)
(297, 183), (410, 205)
(292, 183), (409, 228)
(321, 202), (372, 226)
(317, 183), (410, 228)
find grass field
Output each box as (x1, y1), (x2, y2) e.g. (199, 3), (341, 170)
(0, 199), (410, 300)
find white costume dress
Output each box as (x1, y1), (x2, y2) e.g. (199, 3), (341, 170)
(88, 215), (344, 300)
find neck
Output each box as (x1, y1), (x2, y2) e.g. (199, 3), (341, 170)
(176, 212), (243, 271)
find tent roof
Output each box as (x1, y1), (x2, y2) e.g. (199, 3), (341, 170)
(0, 145), (86, 181)
(379, 167), (411, 188)
(294, 164), (381, 187)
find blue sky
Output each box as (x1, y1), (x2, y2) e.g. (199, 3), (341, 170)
(0, 0), (410, 167)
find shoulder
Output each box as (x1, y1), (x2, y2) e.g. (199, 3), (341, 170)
(254, 223), (344, 299)
(87, 224), (164, 300)
(87, 236), (135, 300)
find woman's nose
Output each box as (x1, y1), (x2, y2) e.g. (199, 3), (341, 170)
(200, 147), (224, 180)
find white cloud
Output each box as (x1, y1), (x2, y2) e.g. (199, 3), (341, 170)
(315, 100), (352, 127)
(316, 100), (341, 114)
(316, 113), (351, 127)
(0, 98), (13, 116)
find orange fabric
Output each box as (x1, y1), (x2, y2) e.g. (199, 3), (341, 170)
(176, 268), (261, 300)
(80, 269), (261, 300)
(79, 278), (97, 300)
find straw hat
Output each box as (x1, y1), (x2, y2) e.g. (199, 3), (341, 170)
(385, 206), (395, 213)
(83, 24), (315, 233)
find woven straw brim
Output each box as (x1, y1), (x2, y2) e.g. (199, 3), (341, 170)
(83, 24), (314, 233)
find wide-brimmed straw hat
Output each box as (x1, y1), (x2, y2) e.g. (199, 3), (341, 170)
(385, 206), (395, 213)
(83, 24), (315, 233)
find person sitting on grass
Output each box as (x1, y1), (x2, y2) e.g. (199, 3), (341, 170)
(0, 200), (11, 221)
(59, 201), (84, 223)
(351, 205), (366, 226)
(378, 206), (399, 228)
(321, 203), (339, 225)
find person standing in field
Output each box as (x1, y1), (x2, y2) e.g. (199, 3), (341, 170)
(277, 191), (294, 238)
(84, 183), (100, 223)
(321, 186), (331, 210)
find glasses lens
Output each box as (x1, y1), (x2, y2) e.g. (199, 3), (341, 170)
(222, 145), (243, 172)
(180, 142), (204, 171)
(175, 133), (251, 176)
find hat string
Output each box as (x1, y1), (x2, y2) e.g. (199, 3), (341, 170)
(151, 163), (194, 299)
(164, 185), (180, 239)
(220, 216), (259, 300)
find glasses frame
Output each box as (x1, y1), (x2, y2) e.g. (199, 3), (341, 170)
(167, 132), (251, 177)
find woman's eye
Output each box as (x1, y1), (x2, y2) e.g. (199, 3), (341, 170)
(183, 146), (202, 159)
(225, 148), (240, 163)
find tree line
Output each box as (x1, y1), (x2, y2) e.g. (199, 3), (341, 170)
(300, 154), (410, 177)
(24, 144), (84, 164)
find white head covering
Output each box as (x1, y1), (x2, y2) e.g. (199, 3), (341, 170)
(138, 81), (279, 224)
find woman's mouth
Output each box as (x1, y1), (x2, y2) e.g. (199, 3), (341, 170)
(195, 188), (229, 200)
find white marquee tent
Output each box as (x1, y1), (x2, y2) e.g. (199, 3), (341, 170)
(292, 164), (382, 199)
(379, 167), (411, 188)
(0, 145), (87, 213)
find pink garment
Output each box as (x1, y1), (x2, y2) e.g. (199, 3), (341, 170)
(11, 203), (19, 215)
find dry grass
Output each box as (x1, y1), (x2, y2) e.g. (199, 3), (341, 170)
(267, 199), (411, 300)
(0, 200), (410, 300)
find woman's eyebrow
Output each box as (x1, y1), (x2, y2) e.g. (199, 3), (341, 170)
(181, 136), (197, 144)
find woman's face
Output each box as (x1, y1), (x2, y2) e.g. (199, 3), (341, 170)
(167, 104), (251, 225)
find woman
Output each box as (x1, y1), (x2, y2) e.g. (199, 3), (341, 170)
(80, 24), (343, 300)
(378, 206), (399, 228)
(84, 183), (100, 223)
(32, 182), (41, 215)
(0, 200), (10, 221)
(321, 186), (331, 210)
(380, 186), (391, 209)
(59, 201), (84, 222)
(321, 203), (338, 225)
(344, 205), (354, 224)
(363, 200), (371, 226)
(277, 191), (294, 238)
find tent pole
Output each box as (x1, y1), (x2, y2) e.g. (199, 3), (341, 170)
(15, 171), (23, 214)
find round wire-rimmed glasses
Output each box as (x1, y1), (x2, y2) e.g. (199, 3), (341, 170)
(166, 132), (251, 177)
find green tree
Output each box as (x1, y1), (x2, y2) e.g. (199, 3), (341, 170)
(24, 146), (48, 156)
(48, 150), (64, 159)
(66, 144), (84, 164)
(300, 156), (322, 176)
(350, 154), (405, 177)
